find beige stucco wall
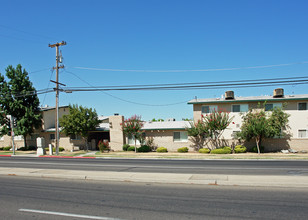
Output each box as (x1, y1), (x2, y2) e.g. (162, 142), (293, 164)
(43, 107), (69, 130)
(144, 130), (191, 152)
(109, 115), (125, 151)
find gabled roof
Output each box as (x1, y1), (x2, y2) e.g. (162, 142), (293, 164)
(188, 94), (308, 105)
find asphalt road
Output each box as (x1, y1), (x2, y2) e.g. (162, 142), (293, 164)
(1, 175), (308, 220)
(0, 156), (308, 176)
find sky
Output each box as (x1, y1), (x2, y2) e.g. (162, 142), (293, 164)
(1, 0), (308, 121)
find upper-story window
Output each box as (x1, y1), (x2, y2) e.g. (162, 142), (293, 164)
(202, 105), (218, 114)
(298, 103), (307, 111)
(265, 103), (282, 111)
(232, 104), (248, 112)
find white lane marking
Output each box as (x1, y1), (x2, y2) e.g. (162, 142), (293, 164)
(19, 208), (124, 220)
(1, 161), (307, 171)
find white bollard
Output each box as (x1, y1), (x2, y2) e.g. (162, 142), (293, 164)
(49, 144), (53, 155)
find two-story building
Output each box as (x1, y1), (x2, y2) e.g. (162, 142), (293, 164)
(188, 88), (308, 152)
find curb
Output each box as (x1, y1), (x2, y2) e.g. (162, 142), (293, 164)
(0, 155), (11, 157)
(39, 156), (96, 159)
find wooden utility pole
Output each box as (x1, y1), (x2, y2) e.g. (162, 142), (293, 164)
(48, 41), (66, 155)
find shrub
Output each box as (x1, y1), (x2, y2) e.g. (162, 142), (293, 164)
(3, 146), (11, 151)
(251, 146), (265, 153)
(0, 147), (3, 151)
(127, 146), (137, 151)
(98, 140), (110, 152)
(234, 145), (247, 153)
(177, 147), (189, 153)
(19, 146), (37, 151)
(199, 148), (210, 154)
(210, 146), (232, 154)
(52, 147), (65, 152)
(122, 144), (130, 151)
(137, 145), (151, 152)
(156, 147), (168, 153)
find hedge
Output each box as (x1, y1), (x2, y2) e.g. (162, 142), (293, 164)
(199, 148), (210, 154)
(177, 147), (189, 153)
(156, 147), (168, 153)
(234, 145), (247, 153)
(122, 144), (130, 151)
(210, 146), (232, 154)
(137, 145), (151, 152)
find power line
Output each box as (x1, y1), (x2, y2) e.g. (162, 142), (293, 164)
(63, 78), (308, 92)
(64, 69), (190, 106)
(66, 75), (308, 89)
(71, 60), (308, 73)
(0, 24), (57, 41)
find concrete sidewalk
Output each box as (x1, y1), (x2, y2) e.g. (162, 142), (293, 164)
(0, 167), (307, 188)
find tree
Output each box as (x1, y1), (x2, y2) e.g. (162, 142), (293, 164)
(121, 115), (144, 153)
(152, 118), (164, 122)
(187, 110), (234, 150)
(0, 65), (42, 147)
(203, 110), (234, 148)
(60, 104), (101, 151)
(187, 120), (209, 150)
(238, 107), (289, 154)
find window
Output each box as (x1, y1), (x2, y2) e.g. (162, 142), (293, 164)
(265, 103), (282, 111)
(70, 134), (81, 140)
(298, 129), (307, 138)
(202, 105), (218, 114)
(232, 104), (248, 112)
(298, 103), (307, 111)
(173, 131), (188, 142)
(50, 134), (55, 140)
(128, 133), (145, 145)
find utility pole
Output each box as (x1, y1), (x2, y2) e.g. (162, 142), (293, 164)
(48, 41), (66, 155)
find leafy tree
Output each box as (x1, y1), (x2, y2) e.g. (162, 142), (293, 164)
(187, 110), (234, 150)
(121, 115), (144, 153)
(187, 120), (209, 150)
(60, 104), (101, 151)
(152, 118), (164, 122)
(203, 110), (234, 148)
(0, 65), (41, 147)
(238, 107), (289, 154)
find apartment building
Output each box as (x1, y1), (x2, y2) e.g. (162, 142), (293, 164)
(188, 88), (308, 151)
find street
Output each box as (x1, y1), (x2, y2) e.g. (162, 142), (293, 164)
(0, 156), (308, 176)
(0, 175), (308, 220)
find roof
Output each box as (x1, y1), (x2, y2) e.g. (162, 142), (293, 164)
(43, 123), (110, 132)
(188, 94), (308, 105)
(39, 106), (69, 111)
(142, 121), (191, 130)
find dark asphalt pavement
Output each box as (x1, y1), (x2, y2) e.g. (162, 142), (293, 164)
(1, 176), (308, 220)
(0, 156), (308, 176)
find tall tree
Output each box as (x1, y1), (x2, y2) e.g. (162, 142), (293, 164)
(238, 106), (290, 154)
(0, 65), (41, 147)
(187, 110), (234, 150)
(60, 104), (101, 151)
(121, 115), (144, 153)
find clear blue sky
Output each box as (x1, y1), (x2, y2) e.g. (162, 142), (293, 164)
(1, 0), (308, 121)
